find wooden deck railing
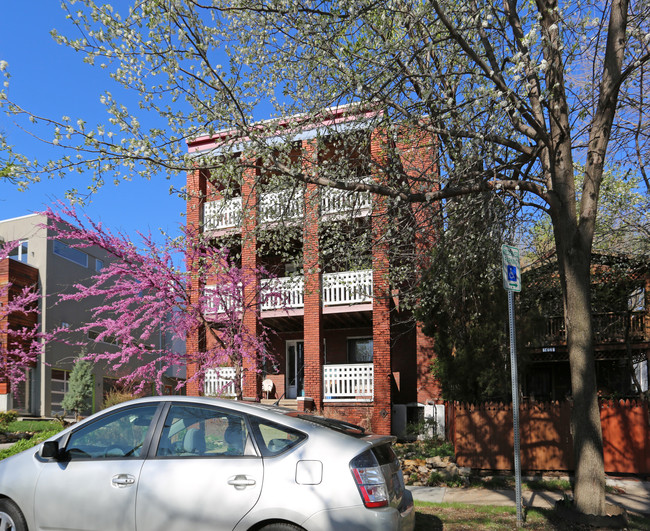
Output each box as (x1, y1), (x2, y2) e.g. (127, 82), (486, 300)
(532, 311), (647, 344)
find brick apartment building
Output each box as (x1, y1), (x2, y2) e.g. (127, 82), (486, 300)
(185, 108), (442, 435)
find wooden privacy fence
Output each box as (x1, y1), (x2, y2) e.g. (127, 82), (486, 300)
(447, 400), (650, 474)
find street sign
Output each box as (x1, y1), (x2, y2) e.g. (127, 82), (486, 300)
(501, 244), (521, 292)
(502, 242), (524, 525)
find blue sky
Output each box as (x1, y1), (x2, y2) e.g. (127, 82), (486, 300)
(0, 1), (185, 240)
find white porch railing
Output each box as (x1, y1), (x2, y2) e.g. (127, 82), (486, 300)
(261, 276), (304, 310)
(259, 190), (304, 224)
(203, 183), (373, 230)
(323, 363), (374, 402)
(206, 269), (372, 313)
(323, 270), (373, 306)
(204, 197), (242, 231)
(204, 367), (239, 397)
(204, 284), (241, 315)
(321, 185), (372, 217)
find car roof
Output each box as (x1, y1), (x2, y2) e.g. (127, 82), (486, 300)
(98, 396), (393, 445)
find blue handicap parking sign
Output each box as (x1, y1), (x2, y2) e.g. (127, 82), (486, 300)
(507, 264), (517, 282)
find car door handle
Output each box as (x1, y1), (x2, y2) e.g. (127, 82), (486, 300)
(227, 475), (256, 490)
(112, 474), (136, 488)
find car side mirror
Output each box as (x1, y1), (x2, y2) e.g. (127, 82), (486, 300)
(40, 441), (61, 460)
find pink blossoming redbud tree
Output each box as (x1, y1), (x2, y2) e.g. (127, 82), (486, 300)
(45, 203), (281, 399)
(0, 240), (42, 395)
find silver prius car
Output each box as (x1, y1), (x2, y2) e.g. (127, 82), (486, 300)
(0, 396), (414, 531)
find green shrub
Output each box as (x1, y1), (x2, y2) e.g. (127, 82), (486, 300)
(0, 411), (18, 427)
(62, 356), (94, 419)
(394, 438), (454, 461)
(427, 471), (445, 486)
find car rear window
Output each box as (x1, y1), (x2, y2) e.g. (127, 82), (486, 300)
(248, 417), (306, 457)
(289, 413), (366, 437)
(371, 443), (398, 465)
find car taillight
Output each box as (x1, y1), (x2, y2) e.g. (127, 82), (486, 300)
(350, 451), (389, 508)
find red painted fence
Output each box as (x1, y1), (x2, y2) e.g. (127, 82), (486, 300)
(447, 400), (650, 474)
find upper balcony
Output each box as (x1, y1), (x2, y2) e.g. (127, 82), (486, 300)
(203, 185), (372, 232)
(527, 311), (648, 347)
(205, 269), (373, 318)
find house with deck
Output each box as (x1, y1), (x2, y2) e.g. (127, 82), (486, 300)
(520, 253), (649, 401)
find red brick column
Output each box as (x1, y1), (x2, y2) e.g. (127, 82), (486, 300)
(303, 140), (324, 409)
(395, 127), (442, 404)
(186, 168), (207, 396)
(370, 129), (392, 435)
(241, 163), (261, 400)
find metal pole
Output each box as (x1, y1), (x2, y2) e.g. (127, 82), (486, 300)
(508, 289), (523, 527)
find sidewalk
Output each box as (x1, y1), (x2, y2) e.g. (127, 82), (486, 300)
(408, 478), (650, 516)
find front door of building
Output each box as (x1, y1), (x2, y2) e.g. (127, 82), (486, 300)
(286, 340), (304, 399)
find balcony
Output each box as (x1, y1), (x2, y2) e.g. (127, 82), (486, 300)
(204, 197), (242, 231)
(204, 364), (374, 403)
(206, 269), (373, 315)
(203, 185), (372, 231)
(531, 311), (648, 345)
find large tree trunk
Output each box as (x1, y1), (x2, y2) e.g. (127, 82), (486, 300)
(539, 0), (628, 513)
(552, 202), (605, 515)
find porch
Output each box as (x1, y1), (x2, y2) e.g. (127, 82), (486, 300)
(203, 185), (372, 232)
(204, 363), (374, 403)
(205, 269), (373, 316)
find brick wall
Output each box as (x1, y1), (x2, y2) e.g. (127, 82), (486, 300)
(416, 324), (442, 403)
(395, 127), (442, 404)
(323, 403), (376, 433)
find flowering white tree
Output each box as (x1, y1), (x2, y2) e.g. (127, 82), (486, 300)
(2, 0), (650, 515)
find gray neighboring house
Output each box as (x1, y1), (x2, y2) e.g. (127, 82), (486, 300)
(0, 213), (165, 417)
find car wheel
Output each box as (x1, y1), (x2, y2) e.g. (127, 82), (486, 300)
(0, 499), (27, 531)
(259, 524), (303, 531)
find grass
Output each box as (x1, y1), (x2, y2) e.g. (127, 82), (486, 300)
(414, 501), (650, 530)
